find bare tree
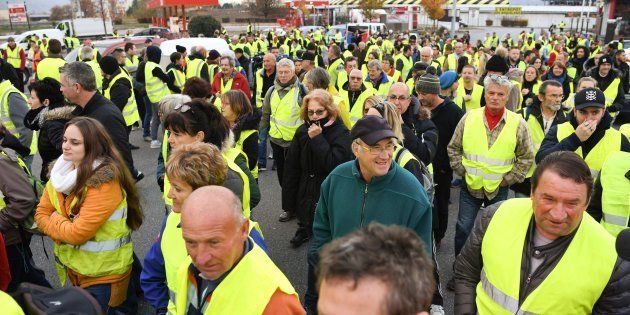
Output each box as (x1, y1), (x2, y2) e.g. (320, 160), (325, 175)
(248, 0), (279, 19)
(78, 0), (97, 17)
(51, 4), (73, 21)
(358, 0), (385, 22)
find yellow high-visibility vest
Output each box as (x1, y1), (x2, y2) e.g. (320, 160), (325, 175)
(462, 108), (519, 193)
(36, 57), (67, 82)
(455, 83), (484, 111)
(6, 45), (23, 69)
(556, 122), (622, 179)
(46, 182), (132, 286)
(477, 198), (616, 314)
(174, 242), (296, 315)
(600, 151), (630, 236)
(268, 87), (303, 142)
(104, 71), (140, 126)
(145, 61), (170, 103)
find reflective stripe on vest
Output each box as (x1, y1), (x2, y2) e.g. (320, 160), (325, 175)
(269, 87), (303, 142)
(0, 80), (22, 135)
(235, 129), (259, 179)
(462, 108), (519, 192)
(255, 70), (264, 108)
(455, 83), (483, 111)
(46, 182), (132, 285)
(336, 71), (348, 91)
(339, 87), (376, 126)
(161, 211), (188, 314)
(145, 61), (170, 103)
(476, 198), (616, 314)
(523, 111), (545, 178)
(6, 46), (23, 69)
(175, 243), (296, 315)
(167, 68), (185, 91)
(600, 151), (630, 236)
(556, 122), (622, 179)
(104, 71), (140, 126)
(36, 57), (67, 82)
(185, 59), (204, 80)
(603, 77), (620, 108)
(222, 149), (252, 218)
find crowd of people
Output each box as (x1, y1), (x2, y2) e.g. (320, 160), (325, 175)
(0, 22), (629, 314)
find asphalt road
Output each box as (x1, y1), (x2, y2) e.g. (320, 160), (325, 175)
(30, 128), (461, 314)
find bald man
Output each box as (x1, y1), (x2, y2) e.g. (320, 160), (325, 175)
(175, 186), (305, 314)
(339, 68), (376, 126)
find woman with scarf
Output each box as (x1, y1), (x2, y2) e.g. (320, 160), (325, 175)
(282, 89), (353, 247)
(221, 90), (261, 179)
(35, 117), (143, 313)
(23, 78), (73, 181)
(521, 65), (542, 108)
(541, 61), (571, 101)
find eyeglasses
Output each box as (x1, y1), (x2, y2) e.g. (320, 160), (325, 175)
(307, 109), (326, 117)
(388, 94), (409, 101)
(174, 103), (192, 113)
(359, 142), (395, 156)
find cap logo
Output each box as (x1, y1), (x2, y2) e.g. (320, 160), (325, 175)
(585, 90), (597, 101)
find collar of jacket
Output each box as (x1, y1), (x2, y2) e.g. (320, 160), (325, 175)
(72, 92), (102, 116)
(274, 76), (298, 92)
(351, 159), (397, 187)
(366, 72), (389, 85)
(343, 81), (367, 93)
(568, 109), (612, 133)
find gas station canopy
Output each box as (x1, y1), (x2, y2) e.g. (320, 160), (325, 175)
(329, 0), (509, 5)
(146, 0), (218, 9)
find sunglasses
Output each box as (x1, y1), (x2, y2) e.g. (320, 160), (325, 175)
(174, 103), (192, 113)
(307, 109), (326, 117)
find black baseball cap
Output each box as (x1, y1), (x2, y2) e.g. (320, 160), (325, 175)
(574, 88), (605, 110)
(301, 51), (315, 62)
(599, 56), (612, 65)
(351, 116), (396, 145)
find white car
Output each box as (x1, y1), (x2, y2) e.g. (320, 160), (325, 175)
(159, 38), (233, 66)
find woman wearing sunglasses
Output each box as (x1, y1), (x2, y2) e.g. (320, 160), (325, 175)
(282, 89), (353, 247)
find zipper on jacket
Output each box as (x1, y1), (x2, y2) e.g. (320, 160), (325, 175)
(360, 184), (368, 227)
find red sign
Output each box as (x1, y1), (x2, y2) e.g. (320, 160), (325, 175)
(8, 4), (27, 24)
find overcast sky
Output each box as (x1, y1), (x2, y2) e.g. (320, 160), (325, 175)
(3, 0), (548, 15)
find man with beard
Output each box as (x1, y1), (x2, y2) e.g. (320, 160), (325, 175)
(512, 80), (568, 197)
(508, 47), (526, 71)
(536, 88), (630, 177)
(416, 73), (464, 247)
(570, 46), (589, 79)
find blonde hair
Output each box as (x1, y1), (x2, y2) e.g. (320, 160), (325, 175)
(301, 89), (339, 121)
(166, 142), (227, 189)
(378, 101), (404, 143)
(363, 95), (384, 112)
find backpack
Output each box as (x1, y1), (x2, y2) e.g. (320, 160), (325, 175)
(11, 283), (103, 315)
(394, 147), (435, 204)
(0, 148), (44, 235)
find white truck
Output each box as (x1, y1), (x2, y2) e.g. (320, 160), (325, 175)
(55, 18), (114, 38)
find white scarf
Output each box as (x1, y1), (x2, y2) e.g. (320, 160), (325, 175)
(50, 158), (101, 195)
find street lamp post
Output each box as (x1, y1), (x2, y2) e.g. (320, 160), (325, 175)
(451, 0), (456, 34)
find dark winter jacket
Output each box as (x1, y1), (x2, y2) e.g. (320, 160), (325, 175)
(511, 101), (568, 195)
(589, 69), (626, 111)
(72, 93), (135, 174)
(233, 110), (261, 171)
(282, 119), (353, 216)
(136, 46), (181, 94)
(102, 69), (132, 112)
(23, 105), (74, 181)
(429, 96), (464, 175)
(536, 111), (630, 164)
(402, 96), (438, 167)
(0, 145), (36, 246)
(454, 201), (630, 315)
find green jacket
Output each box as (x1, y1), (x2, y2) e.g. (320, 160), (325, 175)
(312, 160), (432, 256)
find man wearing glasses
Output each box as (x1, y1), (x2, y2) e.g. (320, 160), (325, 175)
(304, 115), (433, 314)
(447, 74), (534, 289)
(338, 69), (375, 127)
(387, 82), (437, 167)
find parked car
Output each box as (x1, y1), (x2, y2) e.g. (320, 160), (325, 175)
(300, 25), (325, 36)
(159, 38), (232, 68)
(133, 27), (174, 39)
(65, 38), (164, 76)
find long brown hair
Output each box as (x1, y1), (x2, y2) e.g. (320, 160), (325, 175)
(64, 117), (143, 230)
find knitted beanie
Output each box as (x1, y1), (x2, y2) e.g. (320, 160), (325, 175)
(415, 74), (441, 95)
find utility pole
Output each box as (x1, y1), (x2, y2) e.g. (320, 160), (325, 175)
(7, 1), (13, 31)
(451, 0), (456, 34)
(24, 1), (31, 30)
(99, 0), (107, 35)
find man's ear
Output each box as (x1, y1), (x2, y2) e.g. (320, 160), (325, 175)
(352, 142), (359, 158)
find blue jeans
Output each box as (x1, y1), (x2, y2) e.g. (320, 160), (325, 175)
(85, 281), (138, 315)
(257, 126), (269, 167)
(454, 185), (508, 256)
(142, 95), (152, 138)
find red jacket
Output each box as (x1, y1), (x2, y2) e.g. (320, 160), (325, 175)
(0, 234), (11, 291)
(211, 71), (251, 98)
